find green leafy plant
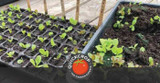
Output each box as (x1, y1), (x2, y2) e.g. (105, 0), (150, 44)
(0, 35), (3, 40)
(82, 41), (88, 46)
(39, 48), (49, 57)
(129, 43), (138, 51)
(35, 19), (41, 24)
(81, 23), (86, 28)
(28, 15), (33, 19)
(8, 18), (15, 24)
(63, 47), (68, 54)
(113, 20), (124, 28)
(8, 29), (12, 34)
(0, 22), (6, 29)
(118, 7), (125, 16)
(7, 51), (15, 58)
(8, 12), (12, 17)
(61, 26), (73, 33)
(45, 20), (51, 26)
(127, 8), (131, 15)
(61, 16), (65, 21)
(140, 47), (145, 52)
(129, 17), (138, 31)
(9, 4), (20, 12)
(55, 53), (62, 60)
(69, 18), (77, 25)
(27, 8), (31, 12)
(32, 10), (38, 16)
(21, 30), (26, 35)
(39, 24), (45, 31)
(53, 24), (59, 28)
(50, 15), (56, 20)
(18, 22), (24, 27)
(7, 37), (13, 43)
(31, 44), (36, 51)
(150, 18), (154, 24)
(71, 47), (80, 54)
(27, 32), (32, 38)
(17, 58), (24, 64)
(154, 15), (159, 20)
(30, 55), (48, 68)
(149, 57), (154, 66)
(19, 43), (31, 49)
(60, 33), (67, 39)
(78, 30), (86, 35)
(16, 14), (22, 19)
(68, 37), (77, 45)
(50, 38), (56, 47)
(48, 32), (53, 36)
(111, 55), (125, 67)
(38, 37), (47, 43)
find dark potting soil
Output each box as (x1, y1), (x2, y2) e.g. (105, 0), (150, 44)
(101, 3), (160, 66)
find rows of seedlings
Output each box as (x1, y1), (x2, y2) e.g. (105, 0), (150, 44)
(0, 4), (96, 68)
(89, 2), (160, 67)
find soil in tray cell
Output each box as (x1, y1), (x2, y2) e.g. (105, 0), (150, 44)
(4, 29), (18, 37)
(72, 30), (86, 40)
(3, 39), (18, 48)
(31, 18), (43, 26)
(58, 45), (72, 55)
(50, 24), (62, 32)
(0, 47), (7, 56)
(24, 47), (39, 57)
(84, 32), (94, 41)
(100, 3), (160, 66)
(13, 31), (26, 40)
(23, 36), (37, 43)
(34, 39), (49, 47)
(43, 31), (57, 40)
(49, 54), (66, 66)
(46, 42), (61, 56)
(78, 40), (88, 50)
(1, 52), (18, 63)
(13, 44), (26, 53)
(54, 33), (68, 43)
(0, 35), (7, 44)
(23, 25), (37, 32)
(65, 38), (79, 46)
(13, 56), (30, 67)
(32, 28), (46, 36)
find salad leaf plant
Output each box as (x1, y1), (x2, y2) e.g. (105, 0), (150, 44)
(16, 14), (22, 19)
(140, 47), (145, 52)
(8, 18), (15, 24)
(45, 20), (51, 26)
(18, 22), (24, 27)
(39, 24), (45, 31)
(63, 47), (68, 54)
(39, 48), (49, 57)
(27, 32), (32, 38)
(30, 55), (48, 68)
(7, 37), (13, 43)
(48, 32), (53, 36)
(7, 51), (15, 58)
(78, 30), (86, 35)
(8, 29), (12, 34)
(28, 15), (33, 19)
(31, 44), (36, 51)
(9, 4), (21, 12)
(54, 53), (62, 60)
(8, 12), (12, 17)
(0, 22), (6, 29)
(81, 23), (86, 28)
(19, 43), (31, 49)
(38, 37), (47, 43)
(69, 18), (77, 25)
(50, 38), (56, 47)
(60, 33), (67, 39)
(50, 15), (56, 20)
(61, 26), (73, 33)
(113, 20), (124, 28)
(17, 58), (24, 64)
(68, 37), (77, 45)
(32, 10), (38, 16)
(21, 30), (26, 35)
(129, 17), (138, 31)
(149, 57), (154, 66)
(0, 35), (3, 40)
(129, 43), (138, 51)
(35, 19), (41, 24)
(71, 47), (81, 54)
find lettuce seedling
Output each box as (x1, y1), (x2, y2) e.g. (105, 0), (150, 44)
(140, 47), (145, 52)
(26, 25), (32, 29)
(48, 32), (53, 36)
(27, 8), (31, 12)
(61, 16), (65, 21)
(78, 30), (86, 35)
(63, 47), (68, 54)
(149, 57), (154, 66)
(55, 53), (62, 60)
(38, 37), (47, 43)
(17, 58), (24, 64)
(32, 10), (38, 16)
(129, 17), (138, 31)
(16, 14), (22, 19)
(69, 18), (77, 25)
(50, 38), (56, 47)
(28, 15), (33, 19)
(154, 15), (159, 20)
(8, 12), (12, 17)
(53, 24), (59, 28)
(0, 22), (6, 29)
(113, 20), (124, 28)
(7, 37), (13, 43)
(82, 41), (88, 46)
(19, 43), (31, 49)
(27, 32), (32, 38)
(65, 26), (73, 32)
(71, 47), (80, 54)
(0, 35), (3, 40)
(50, 15), (56, 20)
(111, 55), (125, 67)
(31, 44), (36, 51)
(129, 43), (138, 51)
(45, 20), (51, 26)
(150, 18), (154, 24)
(35, 19), (41, 24)
(127, 8), (131, 15)
(118, 7), (125, 16)
(60, 33), (67, 39)
(18, 22), (24, 27)
(39, 48), (49, 57)
(81, 23), (86, 28)
(1, 10), (4, 15)
(39, 24), (45, 31)
(68, 37), (77, 45)
(8, 18), (15, 24)
(7, 51), (15, 58)
(9, 4), (21, 12)
(21, 30), (26, 35)
(8, 29), (12, 34)
(30, 55), (48, 68)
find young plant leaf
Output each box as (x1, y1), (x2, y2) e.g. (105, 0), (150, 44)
(31, 44), (36, 51)
(7, 51), (15, 58)
(69, 18), (77, 25)
(60, 33), (67, 39)
(50, 38), (56, 47)
(39, 24), (45, 31)
(17, 58), (24, 64)
(39, 48), (49, 57)
(38, 37), (47, 43)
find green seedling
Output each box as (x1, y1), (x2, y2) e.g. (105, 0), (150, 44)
(83, 41), (88, 46)
(16, 14), (22, 19)
(53, 24), (59, 28)
(68, 37), (77, 45)
(27, 8), (31, 12)
(113, 20), (124, 28)
(78, 30), (86, 35)
(50, 38), (56, 47)
(27, 32), (32, 38)
(31, 44), (36, 51)
(38, 37), (47, 43)
(32, 10), (38, 16)
(127, 8), (131, 15)
(61, 16), (65, 21)
(29, 15), (33, 19)
(9, 4), (21, 12)
(55, 53), (62, 60)
(118, 7), (125, 16)
(7, 37), (13, 43)
(149, 57), (154, 66)
(60, 33), (67, 39)
(18, 22), (24, 27)
(129, 43), (138, 51)
(154, 15), (159, 20)
(8, 12), (12, 17)
(0, 35), (3, 40)
(30, 55), (48, 68)
(111, 55), (125, 67)
(1, 10), (4, 15)
(0, 16), (5, 21)
(7, 51), (15, 58)
(19, 43), (31, 49)
(69, 18), (77, 25)
(63, 47), (68, 54)
(21, 30), (26, 35)
(129, 17), (138, 31)
(46, 20), (51, 26)
(8, 29), (12, 34)
(17, 58), (24, 64)
(139, 2), (142, 5)
(140, 47), (145, 52)
(125, 22), (129, 25)
(39, 48), (49, 57)
(81, 23), (86, 28)
(150, 18), (154, 24)
(50, 15), (56, 20)
(26, 25), (32, 29)
(35, 19), (41, 24)
(71, 47), (80, 54)
(8, 18), (15, 24)
(0, 22), (6, 29)
(48, 32), (53, 36)
(39, 24), (45, 31)
(65, 26), (73, 32)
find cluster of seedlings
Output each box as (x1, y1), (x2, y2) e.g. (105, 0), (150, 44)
(0, 4), (96, 68)
(89, 2), (160, 67)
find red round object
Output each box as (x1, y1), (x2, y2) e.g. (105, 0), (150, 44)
(72, 59), (89, 75)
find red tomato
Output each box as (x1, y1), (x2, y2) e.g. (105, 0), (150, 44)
(72, 59), (89, 75)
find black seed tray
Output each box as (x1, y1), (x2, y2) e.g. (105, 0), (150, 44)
(0, 8), (97, 69)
